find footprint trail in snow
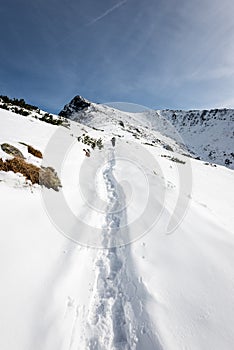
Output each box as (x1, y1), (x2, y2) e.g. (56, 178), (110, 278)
(82, 144), (162, 350)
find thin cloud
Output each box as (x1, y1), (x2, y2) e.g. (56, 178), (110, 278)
(87, 0), (127, 26)
(213, 97), (234, 109)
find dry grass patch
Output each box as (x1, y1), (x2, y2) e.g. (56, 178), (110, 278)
(28, 145), (43, 158)
(0, 157), (61, 191)
(19, 142), (43, 158)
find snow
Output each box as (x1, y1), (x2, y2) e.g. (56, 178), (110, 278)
(60, 99), (234, 169)
(0, 106), (234, 349)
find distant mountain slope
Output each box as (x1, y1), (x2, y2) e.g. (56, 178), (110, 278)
(59, 96), (234, 169)
(159, 108), (234, 169)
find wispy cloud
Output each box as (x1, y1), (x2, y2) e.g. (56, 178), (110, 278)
(213, 97), (234, 109)
(87, 0), (127, 26)
(188, 66), (234, 82)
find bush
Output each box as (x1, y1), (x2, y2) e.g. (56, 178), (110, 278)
(77, 134), (103, 150)
(161, 154), (185, 164)
(28, 145), (43, 158)
(225, 158), (232, 165)
(0, 103), (9, 110)
(0, 95), (39, 111)
(170, 157), (186, 164)
(19, 142), (43, 159)
(12, 107), (30, 116)
(164, 144), (173, 151)
(40, 113), (69, 127)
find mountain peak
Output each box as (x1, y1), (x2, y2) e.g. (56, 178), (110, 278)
(59, 95), (91, 118)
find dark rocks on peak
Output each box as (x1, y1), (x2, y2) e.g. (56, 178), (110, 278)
(59, 95), (91, 118)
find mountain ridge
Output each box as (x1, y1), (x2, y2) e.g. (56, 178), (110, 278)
(59, 95), (234, 169)
(1, 94), (233, 169)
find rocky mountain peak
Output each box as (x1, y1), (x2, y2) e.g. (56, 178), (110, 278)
(59, 95), (91, 118)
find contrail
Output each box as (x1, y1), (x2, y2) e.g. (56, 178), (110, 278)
(87, 0), (127, 26)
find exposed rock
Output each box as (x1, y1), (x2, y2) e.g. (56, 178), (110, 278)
(59, 95), (91, 119)
(1, 143), (24, 158)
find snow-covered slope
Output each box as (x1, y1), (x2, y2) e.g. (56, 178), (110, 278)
(159, 108), (234, 168)
(0, 102), (234, 350)
(59, 96), (234, 169)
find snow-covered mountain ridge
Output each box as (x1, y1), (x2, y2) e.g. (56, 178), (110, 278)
(0, 95), (70, 128)
(59, 95), (234, 169)
(159, 108), (234, 168)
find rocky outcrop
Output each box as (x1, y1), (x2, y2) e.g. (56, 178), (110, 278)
(59, 95), (91, 119)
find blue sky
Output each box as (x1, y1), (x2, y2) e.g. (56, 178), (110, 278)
(0, 0), (234, 113)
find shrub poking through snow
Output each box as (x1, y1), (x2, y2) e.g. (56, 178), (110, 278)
(170, 157), (186, 164)
(0, 157), (61, 191)
(40, 113), (70, 128)
(143, 142), (155, 147)
(41, 113), (64, 126)
(1, 143), (24, 158)
(77, 134), (103, 150)
(164, 144), (174, 151)
(0, 157), (40, 184)
(83, 149), (90, 157)
(96, 138), (103, 150)
(28, 145), (43, 158)
(0, 95), (39, 111)
(161, 154), (186, 164)
(19, 142), (43, 158)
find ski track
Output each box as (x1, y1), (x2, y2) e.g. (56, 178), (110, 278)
(80, 144), (163, 350)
